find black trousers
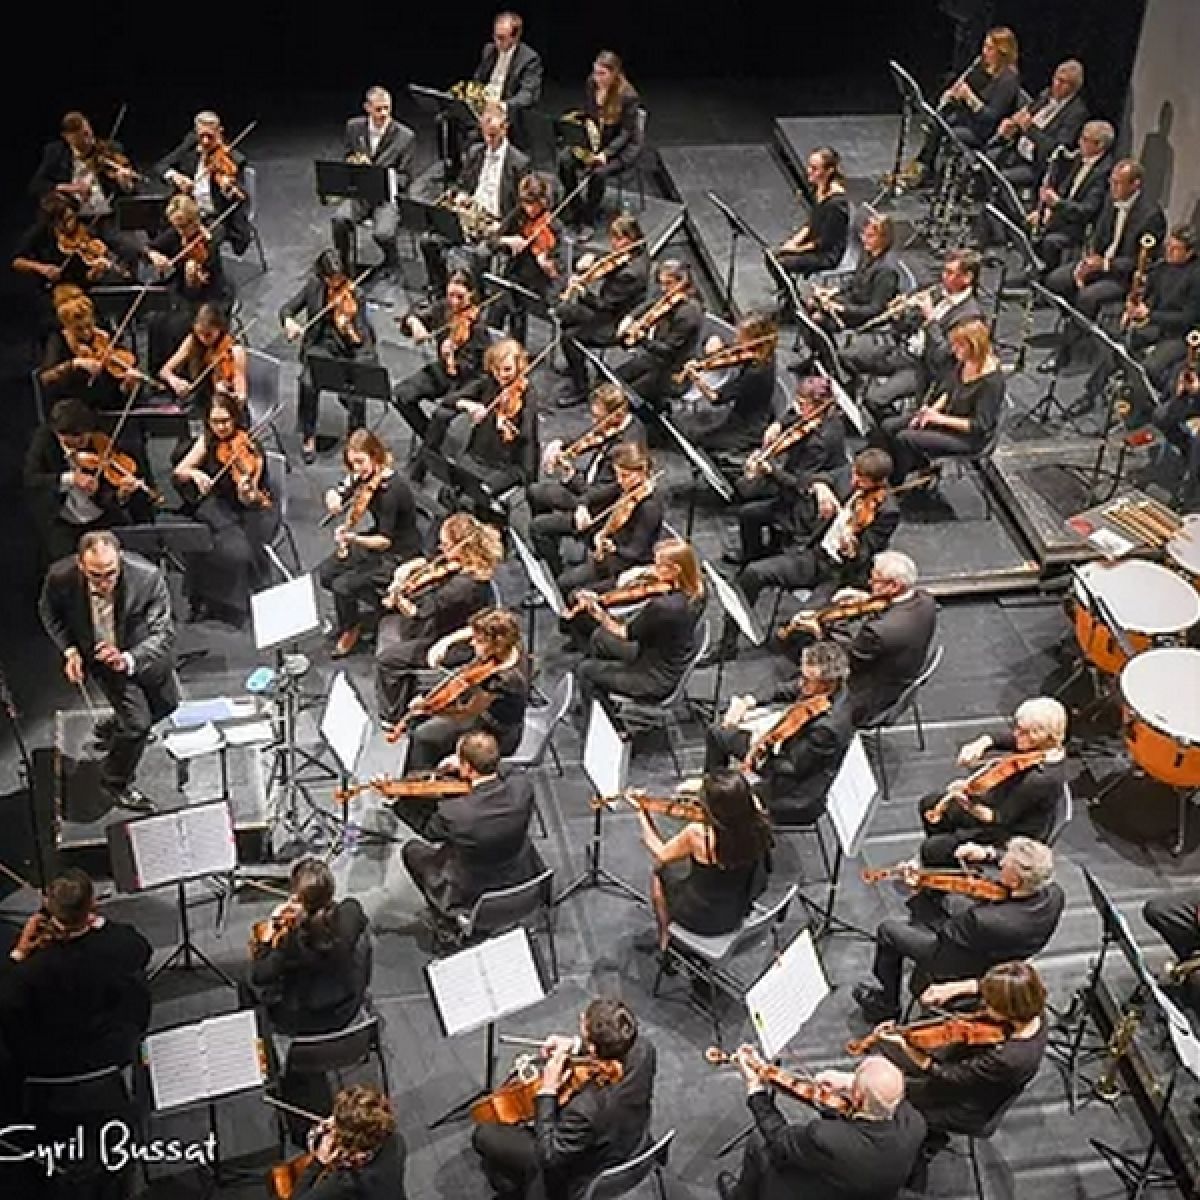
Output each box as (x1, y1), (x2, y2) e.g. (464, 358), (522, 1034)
(393, 361), (458, 442)
(374, 616), (434, 726)
(777, 248), (841, 278)
(916, 790), (993, 866)
(317, 546), (394, 634)
(617, 351), (675, 412)
(871, 917), (940, 1011)
(473, 1122), (547, 1200)
(1144, 891), (1200, 1011)
(332, 198), (400, 274)
(93, 664), (179, 791)
(557, 300), (618, 394)
(529, 500), (583, 576)
(297, 343), (375, 440)
(557, 148), (626, 226)
(406, 715), (521, 773)
(577, 626), (673, 703)
(874, 415), (979, 483)
(419, 233), (492, 296)
(187, 494), (280, 617)
(1042, 264), (1126, 356)
(841, 334), (925, 413)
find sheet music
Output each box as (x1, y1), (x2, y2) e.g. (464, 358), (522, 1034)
(704, 564), (763, 645)
(144, 1025), (204, 1109)
(1149, 982), (1200, 1080)
(479, 928), (545, 1019)
(321, 672), (372, 776)
(827, 734), (878, 858)
(746, 929), (830, 1059)
(221, 719), (275, 747)
(144, 1011), (264, 1111)
(180, 803), (238, 878)
(427, 928), (546, 1038)
(128, 817), (186, 891)
(163, 722), (223, 760)
(252, 573), (321, 650)
(428, 951), (495, 1037)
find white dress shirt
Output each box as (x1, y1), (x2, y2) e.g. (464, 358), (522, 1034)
(486, 45), (515, 100)
(473, 142), (506, 217)
(72, 154), (109, 217)
(1104, 196), (1136, 265)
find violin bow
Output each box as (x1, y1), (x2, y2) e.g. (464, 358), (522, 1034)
(583, 469), (666, 532)
(180, 316), (260, 401)
(508, 174), (592, 256)
(295, 268), (373, 341)
(403, 289), (506, 344)
(164, 204), (238, 273)
(107, 102), (128, 143)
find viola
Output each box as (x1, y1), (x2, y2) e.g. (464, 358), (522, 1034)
(214, 430), (271, 508)
(926, 750), (1047, 825)
(64, 326), (155, 389)
(779, 593), (894, 640)
(861, 864), (1010, 903)
(589, 472), (662, 560)
(621, 285), (689, 346)
(552, 411), (626, 476)
(173, 224), (214, 290)
(489, 375), (528, 444)
(385, 556), (462, 608)
(846, 1010), (1010, 1057)
(441, 302), (480, 376)
(847, 486), (888, 537)
(249, 900), (304, 956)
(335, 467), (385, 560)
(745, 397), (835, 476)
(327, 276), (363, 347)
(741, 694), (832, 772)
(469, 1054), (623, 1125)
(518, 210), (558, 274)
(592, 790), (707, 824)
(562, 577), (675, 621)
(335, 772), (472, 805)
(704, 1047), (856, 1116)
(70, 430), (162, 504)
(56, 222), (122, 279)
(673, 333), (778, 399)
(388, 656), (510, 741)
(268, 1152), (316, 1200)
(200, 134), (247, 201)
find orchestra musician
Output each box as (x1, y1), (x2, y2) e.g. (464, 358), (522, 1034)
(494, 172), (565, 342)
(159, 301), (248, 414)
(840, 248), (984, 419)
(574, 537), (707, 706)
(29, 110), (137, 218)
(552, 213), (649, 409)
(633, 769), (773, 955)
(777, 146), (850, 278)
(403, 607), (529, 771)
(853, 837), (1063, 1023)
(556, 442), (663, 594)
(709, 448), (899, 662)
(916, 698), (1069, 866)
(871, 318), (1005, 486)
(804, 213), (901, 336)
(38, 531), (181, 814)
(400, 730), (544, 942)
(785, 551), (938, 727)
(392, 269), (489, 479)
(1150, 349), (1200, 509)
(286, 1084), (407, 1200)
(614, 259), (704, 419)
(1041, 159), (1167, 373)
(727, 373), (848, 566)
(0, 868), (151, 1080)
(673, 312), (779, 457)
(318, 430), (421, 659)
(470, 11), (544, 151)
(1143, 889), (1200, 1013)
(556, 50), (642, 233)
(376, 513), (504, 734)
(703, 641), (853, 827)
(331, 86), (415, 278)
(714, 1052), (925, 1200)
(472, 997), (656, 1200)
(24, 397), (149, 564)
(173, 393), (279, 626)
(157, 109), (254, 257)
(420, 100), (529, 296)
(281, 249), (378, 463)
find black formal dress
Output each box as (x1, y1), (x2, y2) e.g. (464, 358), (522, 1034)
(557, 488), (664, 595)
(474, 1035), (657, 1200)
(660, 830), (770, 936)
(294, 1133), (407, 1200)
(38, 552), (182, 791)
(557, 86), (642, 227)
(779, 186), (850, 277)
(843, 589), (938, 725)
(675, 357), (777, 456)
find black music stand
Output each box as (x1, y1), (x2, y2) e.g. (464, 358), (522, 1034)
(422, 448), (508, 522)
(1022, 282), (1098, 431)
(409, 84), (477, 183)
(983, 201), (1044, 370)
(706, 191), (772, 318)
(307, 354), (392, 412)
(879, 61), (929, 207)
(315, 160), (391, 208)
(400, 197), (469, 249)
(115, 194), (168, 233)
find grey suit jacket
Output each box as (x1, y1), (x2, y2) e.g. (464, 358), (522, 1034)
(343, 116), (415, 190)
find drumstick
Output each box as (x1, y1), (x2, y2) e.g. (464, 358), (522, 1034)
(76, 679), (99, 717)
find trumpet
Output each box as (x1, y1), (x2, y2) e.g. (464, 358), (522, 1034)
(855, 285), (940, 333)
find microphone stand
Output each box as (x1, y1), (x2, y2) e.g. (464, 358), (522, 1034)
(0, 660), (49, 889)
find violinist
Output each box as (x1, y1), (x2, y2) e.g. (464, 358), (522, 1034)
(281, 249), (378, 463)
(29, 111), (137, 223)
(633, 769), (771, 956)
(494, 172), (565, 342)
(403, 607), (528, 770)
(0, 868), (151, 1081)
(159, 302), (248, 414)
(331, 86), (415, 278)
(575, 537), (706, 706)
(715, 1052), (924, 1200)
(674, 312), (779, 456)
(557, 442), (662, 595)
(614, 259), (704, 419)
(556, 50), (642, 232)
(776, 146), (850, 278)
(552, 213), (648, 408)
(157, 109), (254, 257)
(703, 641), (853, 826)
(285, 1085), (407, 1200)
(376, 513), (504, 734)
(392, 269), (488, 480)
(173, 394), (279, 626)
(853, 838), (1063, 1025)
(24, 397), (147, 563)
(877, 961), (1048, 1178)
(916, 697), (1069, 866)
(473, 997), (656, 1200)
(804, 213), (900, 335)
(319, 430), (420, 659)
(710, 448), (899, 663)
(400, 730), (543, 940)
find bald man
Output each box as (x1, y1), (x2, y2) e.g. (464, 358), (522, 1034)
(716, 1049), (926, 1200)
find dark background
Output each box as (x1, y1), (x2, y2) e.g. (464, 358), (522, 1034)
(2, 0), (1146, 222)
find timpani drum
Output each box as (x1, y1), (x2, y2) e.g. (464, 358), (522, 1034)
(1119, 648), (1200, 790)
(1072, 560), (1200, 676)
(1165, 514), (1200, 587)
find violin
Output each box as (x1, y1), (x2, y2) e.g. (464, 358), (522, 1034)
(488, 375), (528, 443)
(846, 486), (888, 537)
(388, 656), (509, 742)
(550, 411), (626, 477)
(69, 431), (162, 504)
(64, 326), (155, 390)
(469, 1053), (623, 1125)
(269, 1152), (316, 1200)
(56, 222), (123, 280)
(925, 750), (1047, 826)
(745, 397), (835, 476)
(562, 576), (675, 621)
(779, 593), (894, 640)
(704, 1047), (856, 1116)
(249, 900), (304, 957)
(592, 789), (707, 824)
(620, 285), (689, 346)
(741, 694), (832, 772)
(589, 472), (662, 560)
(516, 209), (559, 276)
(861, 864), (1010, 903)
(673, 333), (778, 400)
(334, 772), (472, 805)
(335, 467), (385, 560)
(385, 555), (462, 610)
(441, 303), (480, 376)
(846, 1010), (1010, 1057)
(199, 133), (247, 201)
(327, 276), (363, 347)
(173, 224), (214, 290)
(561, 241), (645, 302)
(214, 430), (271, 508)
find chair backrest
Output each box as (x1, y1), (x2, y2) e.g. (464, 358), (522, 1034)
(661, 620), (711, 708)
(506, 673), (574, 767)
(721, 884), (799, 963)
(30, 366), (46, 424)
(242, 164), (259, 224)
(633, 107), (649, 151)
(265, 450), (289, 522)
(873, 643), (944, 730)
(462, 867), (554, 938)
(581, 1129), (674, 1200)
(1047, 781), (1073, 846)
(25, 1065), (132, 1120)
(285, 1016), (382, 1077)
(245, 347), (282, 427)
(700, 311), (738, 344)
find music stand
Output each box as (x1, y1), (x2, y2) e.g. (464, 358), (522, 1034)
(314, 160), (390, 208)
(879, 60), (929, 207)
(792, 299), (853, 388)
(554, 698), (643, 907)
(509, 528), (565, 653)
(401, 196), (468, 248)
(981, 199), (1043, 370)
(115, 193), (168, 233)
(307, 353), (392, 405)
(706, 191), (772, 318)
(409, 83), (477, 183)
(698, 563), (764, 720)
(1022, 282), (1096, 431)
(422, 447), (508, 522)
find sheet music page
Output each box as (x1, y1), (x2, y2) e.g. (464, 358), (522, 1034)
(746, 930), (830, 1060)
(479, 928), (545, 1022)
(180, 802), (238, 878)
(827, 735), (878, 858)
(144, 1025), (205, 1110)
(163, 722), (223, 760)
(200, 1011), (265, 1099)
(128, 814), (186, 891)
(428, 947), (494, 1037)
(221, 719), (276, 747)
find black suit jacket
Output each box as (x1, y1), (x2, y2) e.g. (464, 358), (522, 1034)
(473, 41), (544, 112)
(624, 294), (703, 374)
(1044, 151), (1112, 241)
(156, 131), (247, 217)
(533, 1036), (656, 1200)
(343, 116), (415, 190)
(1085, 190), (1168, 284)
(1145, 257), (1200, 336)
(38, 551), (181, 697)
(844, 589), (938, 725)
(1012, 90), (1088, 170)
(590, 252), (650, 322)
(756, 692), (855, 818)
(280, 274), (376, 353)
(922, 293), (984, 380)
(23, 425), (135, 532)
(838, 254), (901, 328)
(29, 138), (129, 201)
(459, 141), (530, 221)
(746, 1090), (927, 1200)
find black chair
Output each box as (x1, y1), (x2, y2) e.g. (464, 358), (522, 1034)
(580, 1129), (674, 1200)
(454, 866), (558, 983)
(280, 1014), (391, 1100)
(265, 449), (303, 577)
(501, 672), (575, 838)
(928, 1090), (1023, 1200)
(1046, 779), (1074, 846)
(612, 107), (650, 214)
(237, 164), (270, 276)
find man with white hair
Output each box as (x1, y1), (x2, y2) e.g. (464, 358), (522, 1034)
(916, 696), (1069, 865)
(987, 58), (1088, 188)
(854, 836), (1064, 1023)
(716, 1048), (925, 1199)
(1031, 119), (1115, 272)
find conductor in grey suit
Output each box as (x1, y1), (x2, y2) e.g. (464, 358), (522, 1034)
(38, 530), (180, 813)
(331, 86), (416, 278)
